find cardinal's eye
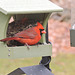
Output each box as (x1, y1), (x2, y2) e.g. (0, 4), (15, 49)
(39, 29), (44, 31)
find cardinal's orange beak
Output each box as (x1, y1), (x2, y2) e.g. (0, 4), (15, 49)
(41, 30), (46, 34)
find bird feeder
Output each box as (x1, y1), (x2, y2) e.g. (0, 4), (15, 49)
(0, 0), (63, 59)
(70, 24), (75, 47)
(0, 0), (63, 75)
(70, 6), (75, 47)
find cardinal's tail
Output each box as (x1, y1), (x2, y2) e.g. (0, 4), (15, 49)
(0, 37), (19, 42)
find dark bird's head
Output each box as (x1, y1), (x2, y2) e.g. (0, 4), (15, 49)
(37, 22), (46, 36)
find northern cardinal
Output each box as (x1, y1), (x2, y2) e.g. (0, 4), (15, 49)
(0, 22), (46, 49)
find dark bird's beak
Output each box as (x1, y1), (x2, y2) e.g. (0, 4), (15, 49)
(41, 30), (46, 34)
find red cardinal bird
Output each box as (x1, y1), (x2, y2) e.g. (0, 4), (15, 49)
(0, 22), (46, 48)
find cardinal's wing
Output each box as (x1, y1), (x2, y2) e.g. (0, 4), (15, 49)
(14, 28), (38, 39)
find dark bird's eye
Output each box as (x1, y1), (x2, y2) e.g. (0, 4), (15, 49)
(39, 29), (44, 36)
(39, 29), (44, 32)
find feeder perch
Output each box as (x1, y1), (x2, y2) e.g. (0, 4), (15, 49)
(0, 0), (63, 59)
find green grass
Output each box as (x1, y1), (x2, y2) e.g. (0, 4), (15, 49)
(51, 53), (75, 75)
(0, 53), (75, 75)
